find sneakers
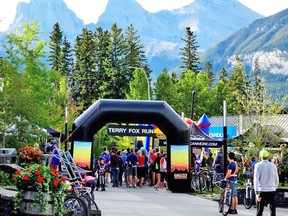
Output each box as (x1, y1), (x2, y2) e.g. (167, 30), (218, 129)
(228, 209), (238, 214)
(154, 186), (158, 191)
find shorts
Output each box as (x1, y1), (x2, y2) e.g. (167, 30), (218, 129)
(137, 166), (145, 178)
(160, 172), (167, 182)
(126, 167), (132, 176)
(230, 181), (237, 197)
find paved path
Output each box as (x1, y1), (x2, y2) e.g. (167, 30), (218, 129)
(94, 185), (287, 216)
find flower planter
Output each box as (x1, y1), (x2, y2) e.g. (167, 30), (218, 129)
(20, 191), (54, 216)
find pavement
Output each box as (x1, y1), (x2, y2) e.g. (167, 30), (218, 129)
(94, 184), (288, 216)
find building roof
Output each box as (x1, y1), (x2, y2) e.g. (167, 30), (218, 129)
(209, 114), (288, 137)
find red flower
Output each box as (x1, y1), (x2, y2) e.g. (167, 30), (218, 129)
(54, 173), (59, 177)
(50, 168), (56, 173)
(37, 165), (42, 170)
(15, 170), (22, 175)
(37, 156), (40, 160)
(26, 168), (31, 172)
(29, 157), (32, 161)
(34, 171), (40, 176)
(23, 175), (29, 181)
(37, 176), (44, 183)
(53, 180), (59, 187)
(60, 177), (66, 182)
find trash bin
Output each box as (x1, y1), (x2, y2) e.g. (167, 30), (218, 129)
(0, 148), (17, 164)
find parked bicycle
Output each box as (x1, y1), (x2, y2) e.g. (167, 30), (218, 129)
(218, 179), (232, 216)
(243, 177), (255, 209)
(210, 167), (224, 189)
(190, 168), (213, 192)
(66, 181), (101, 216)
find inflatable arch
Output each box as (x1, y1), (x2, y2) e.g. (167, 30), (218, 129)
(71, 99), (191, 192)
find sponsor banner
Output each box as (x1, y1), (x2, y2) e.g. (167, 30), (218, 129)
(108, 125), (154, 136)
(190, 141), (222, 147)
(209, 126), (237, 140)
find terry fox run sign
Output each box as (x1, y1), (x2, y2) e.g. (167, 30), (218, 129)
(107, 125), (154, 136)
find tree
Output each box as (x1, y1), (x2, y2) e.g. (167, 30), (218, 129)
(228, 56), (247, 115)
(2, 21), (62, 147)
(48, 22), (63, 72)
(219, 67), (228, 84)
(99, 24), (127, 99)
(126, 68), (149, 100)
(71, 28), (97, 110)
(180, 27), (200, 73)
(154, 68), (176, 106)
(204, 61), (215, 87)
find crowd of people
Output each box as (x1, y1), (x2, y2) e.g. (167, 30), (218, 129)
(93, 146), (168, 191)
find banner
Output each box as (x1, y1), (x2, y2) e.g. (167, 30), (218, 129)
(73, 141), (92, 169)
(107, 125), (154, 136)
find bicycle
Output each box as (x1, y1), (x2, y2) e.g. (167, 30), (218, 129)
(98, 168), (106, 191)
(243, 177), (255, 209)
(211, 168), (224, 189)
(67, 181), (101, 216)
(218, 179), (232, 216)
(64, 195), (89, 216)
(190, 168), (208, 192)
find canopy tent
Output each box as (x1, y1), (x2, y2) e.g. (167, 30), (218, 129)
(46, 127), (66, 142)
(190, 122), (222, 148)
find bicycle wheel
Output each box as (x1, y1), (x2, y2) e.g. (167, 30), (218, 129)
(80, 194), (101, 216)
(64, 195), (89, 216)
(213, 173), (224, 189)
(200, 170), (212, 190)
(222, 189), (232, 216)
(244, 186), (253, 209)
(191, 174), (206, 192)
(218, 192), (223, 213)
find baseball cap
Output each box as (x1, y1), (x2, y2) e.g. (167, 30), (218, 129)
(259, 149), (269, 158)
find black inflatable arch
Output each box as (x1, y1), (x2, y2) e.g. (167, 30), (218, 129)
(71, 99), (191, 192)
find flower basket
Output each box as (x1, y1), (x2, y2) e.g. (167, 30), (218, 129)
(13, 164), (68, 216)
(17, 146), (43, 167)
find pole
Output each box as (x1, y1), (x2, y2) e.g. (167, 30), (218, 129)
(223, 100), (228, 174)
(191, 91), (196, 120)
(139, 68), (150, 101)
(65, 106), (68, 151)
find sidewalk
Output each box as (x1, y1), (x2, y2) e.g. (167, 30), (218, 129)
(94, 185), (288, 216)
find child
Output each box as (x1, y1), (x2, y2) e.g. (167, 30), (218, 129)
(95, 158), (108, 191)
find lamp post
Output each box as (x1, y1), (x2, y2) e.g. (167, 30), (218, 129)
(128, 67), (150, 100)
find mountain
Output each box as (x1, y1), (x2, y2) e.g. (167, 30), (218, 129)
(1, 0), (84, 43)
(201, 9), (288, 99)
(92, 0), (262, 74)
(0, 0), (262, 75)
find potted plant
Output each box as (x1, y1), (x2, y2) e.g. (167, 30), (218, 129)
(13, 164), (68, 216)
(17, 145), (43, 167)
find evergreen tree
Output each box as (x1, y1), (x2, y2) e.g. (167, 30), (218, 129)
(100, 24), (126, 99)
(126, 68), (149, 100)
(204, 61), (215, 87)
(179, 27), (200, 73)
(48, 22), (63, 71)
(228, 56), (247, 115)
(219, 67), (228, 84)
(72, 28), (97, 110)
(59, 36), (73, 77)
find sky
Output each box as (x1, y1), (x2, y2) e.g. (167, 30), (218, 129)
(0, 0), (288, 31)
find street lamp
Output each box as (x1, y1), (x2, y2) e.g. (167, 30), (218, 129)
(128, 67), (150, 100)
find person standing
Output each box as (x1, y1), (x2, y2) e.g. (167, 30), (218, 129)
(254, 149), (279, 216)
(225, 151), (238, 214)
(110, 150), (120, 187)
(214, 147), (224, 173)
